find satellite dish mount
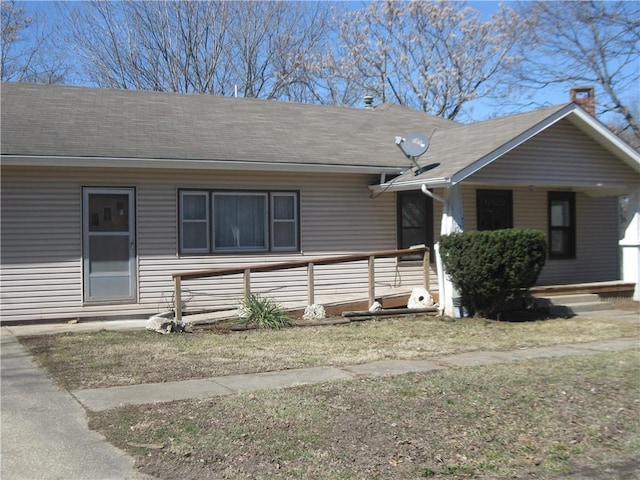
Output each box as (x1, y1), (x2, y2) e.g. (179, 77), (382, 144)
(395, 132), (440, 176)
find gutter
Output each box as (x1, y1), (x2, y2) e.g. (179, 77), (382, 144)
(0, 155), (405, 175)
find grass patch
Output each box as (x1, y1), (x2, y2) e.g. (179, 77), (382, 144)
(89, 351), (640, 479)
(237, 293), (293, 330)
(20, 313), (638, 390)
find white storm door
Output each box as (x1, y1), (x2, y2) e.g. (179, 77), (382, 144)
(83, 188), (136, 302)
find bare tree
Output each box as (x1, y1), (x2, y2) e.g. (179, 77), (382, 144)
(63, 1), (228, 92)
(336, 1), (529, 120)
(513, 1), (639, 142)
(609, 99), (640, 151)
(1, 0), (67, 83)
(62, 0), (335, 100)
(225, 1), (331, 100)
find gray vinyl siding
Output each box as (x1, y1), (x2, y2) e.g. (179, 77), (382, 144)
(1, 166), (430, 323)
(450, 185), (620, 285)
(460, 117), (626, 284)
(470, 119), (638, 186)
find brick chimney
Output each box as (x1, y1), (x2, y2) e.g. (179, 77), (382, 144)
(570, 86), (596, 117)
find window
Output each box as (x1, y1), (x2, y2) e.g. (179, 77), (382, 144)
(179, 190), (299, 254)
(548, 192), (576, 259)
(477, 189), (513, 230)
(213, 193), (267, 251)
(271, 193), (298, 251)
(397, 191), (433, 261)
(180, 191), (209, 253)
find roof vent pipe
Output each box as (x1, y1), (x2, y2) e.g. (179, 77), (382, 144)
(364, 95), (374, 109)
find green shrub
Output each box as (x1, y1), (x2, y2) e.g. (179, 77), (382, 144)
(237, 293), (293, 329)
(439, 229), (547, 318)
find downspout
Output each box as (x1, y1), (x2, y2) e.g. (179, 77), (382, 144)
(422, 185), (446, 315)
(421, 184), (444, 203)
(421, 183), (464, 317)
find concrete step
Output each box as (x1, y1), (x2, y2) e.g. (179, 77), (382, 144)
(533, 293), (600, 304)
(554, 301), (613, 314)
(534, 293), (612, 317)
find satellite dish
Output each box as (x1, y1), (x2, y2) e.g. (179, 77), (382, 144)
(398, 132), (429, 158)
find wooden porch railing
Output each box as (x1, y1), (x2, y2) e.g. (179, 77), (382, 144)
(171, 246), (430, 323)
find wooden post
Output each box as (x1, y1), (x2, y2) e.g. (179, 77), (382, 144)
(423, 249), (430, 291)
(174, 276), (182, 323)
(243, 268), (251, 297)
(307, 263), (315, 305)
(368, 255), (375, 307)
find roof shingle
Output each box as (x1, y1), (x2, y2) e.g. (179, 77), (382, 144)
(1, 82), (454, 171)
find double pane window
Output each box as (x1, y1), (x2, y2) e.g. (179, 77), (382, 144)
(271, 194), (297, 250)
(179, 190), (298, 254)
(180, 192), (209, 253)
(548, 192), (576, 259)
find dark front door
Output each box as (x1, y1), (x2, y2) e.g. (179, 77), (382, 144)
(397, 190), (433, 260)
(477, 189), (513, 231)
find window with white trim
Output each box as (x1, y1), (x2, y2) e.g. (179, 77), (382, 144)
(179, 191), (209, 253)
(271, 193), (298, 251)
(178, 190), (299, 254)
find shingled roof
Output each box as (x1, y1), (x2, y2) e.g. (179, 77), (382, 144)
(0, 82), (454, 173)
(3, 82), (636, 183)
(385, 103), (573, 188)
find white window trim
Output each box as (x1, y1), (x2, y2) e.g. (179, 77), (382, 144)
(271, 192), (298, 251)
(179, 191), (210, 254)
(178, 189), (300, 255)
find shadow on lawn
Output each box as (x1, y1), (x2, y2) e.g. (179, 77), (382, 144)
(493, 308), (564, 322)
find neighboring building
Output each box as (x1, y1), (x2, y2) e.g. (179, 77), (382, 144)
(1, 82), (638, 323)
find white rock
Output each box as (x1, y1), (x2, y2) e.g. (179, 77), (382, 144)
(146, 313), (181, 334)
(407, 288), (434, 309)
(303, 304), (326, 321)
(369, 301), (382, 312)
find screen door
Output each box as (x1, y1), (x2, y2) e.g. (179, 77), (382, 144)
(83, 188), (136, 302)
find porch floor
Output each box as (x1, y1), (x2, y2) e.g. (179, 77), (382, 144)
(530, 280), (635, 297)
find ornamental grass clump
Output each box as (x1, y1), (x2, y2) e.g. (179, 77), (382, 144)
(439, 228), (547, 318)
(237, 293), (293, 330)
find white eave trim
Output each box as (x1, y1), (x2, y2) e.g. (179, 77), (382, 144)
(0, 155), (404, 175)
(451, 104), (640, 185)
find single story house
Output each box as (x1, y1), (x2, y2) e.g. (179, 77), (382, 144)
(1, 82), (639, 323)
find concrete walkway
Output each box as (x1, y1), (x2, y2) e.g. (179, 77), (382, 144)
(1, 309), (638, 479)
(70, 337), (639, 412)
(0, 329), (154, 480)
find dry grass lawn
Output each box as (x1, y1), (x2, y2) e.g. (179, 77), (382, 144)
(21, 310), (639, 391)
(19, 304), (640, 479)
(89, 351), (640, 479)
